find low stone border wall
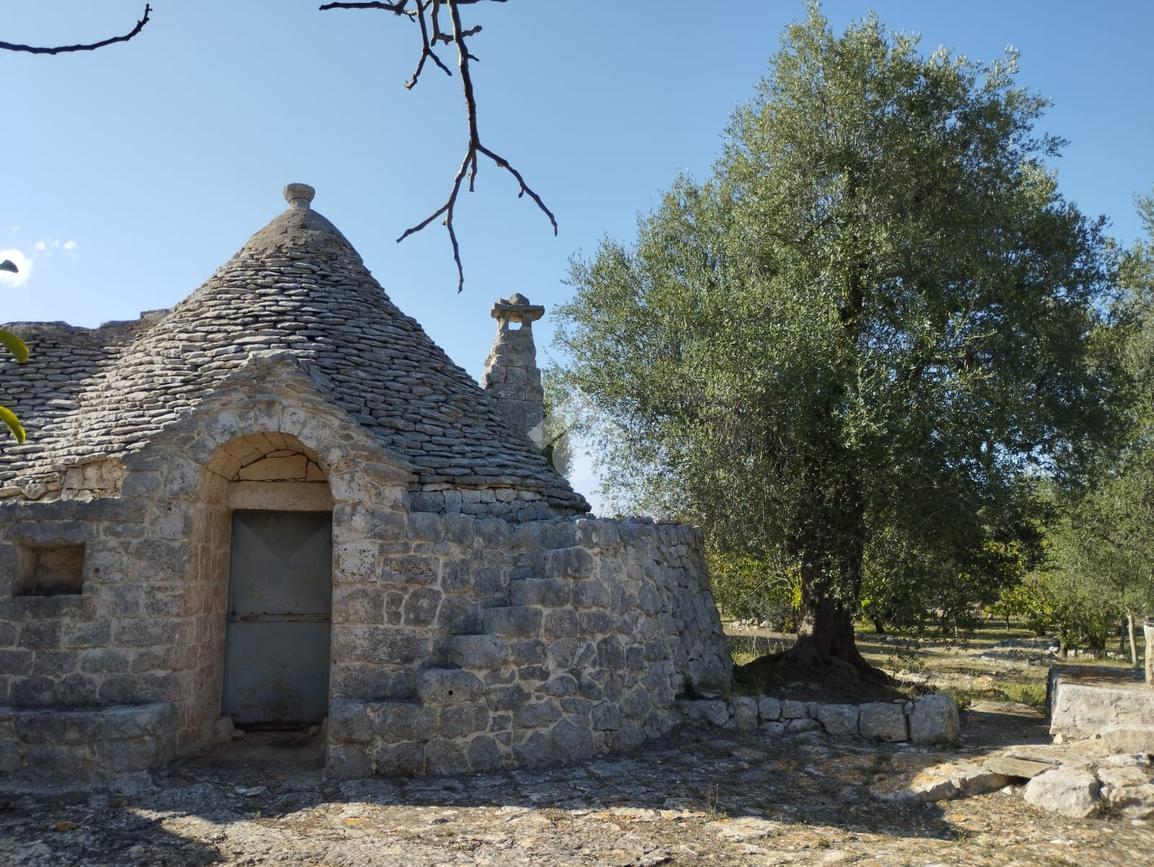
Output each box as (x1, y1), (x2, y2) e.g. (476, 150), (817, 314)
(678, 693), (960, 745)
(0, 702), (176, 784)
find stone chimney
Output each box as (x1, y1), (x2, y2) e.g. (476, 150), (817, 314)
(481, 293), (546, 447)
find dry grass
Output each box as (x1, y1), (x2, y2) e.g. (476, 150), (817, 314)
(725, 621), (1145, 710)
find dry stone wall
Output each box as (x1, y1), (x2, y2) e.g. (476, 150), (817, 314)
(325, 513), (732, 778)
(0, 363), (732, 782)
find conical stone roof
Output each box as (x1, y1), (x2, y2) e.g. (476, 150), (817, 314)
(0, 185), (587, 514)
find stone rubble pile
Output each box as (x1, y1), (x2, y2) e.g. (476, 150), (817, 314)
(876, 739), (1154, 820)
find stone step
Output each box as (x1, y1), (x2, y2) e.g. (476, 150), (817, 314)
(509, 578), (572, 607)
(415, 667), (485, 705)
(481, 605), (542, 638)
(449, 634), (511, 670)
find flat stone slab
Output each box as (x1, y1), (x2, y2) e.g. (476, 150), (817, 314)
(983, 756), (1055, 780)
(1049, 666), (1154, 740)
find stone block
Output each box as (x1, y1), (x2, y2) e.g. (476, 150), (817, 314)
(14, 708), (98, 745)
(542, 674), (579, 698)
(402, 588), (442, 626)
(679, 699), (730, 727)
(416, 668), (484, 705)
(620, 686), (651, 719)
(329, 700), (373, 744)
(372, 742), (424, 777)
(731, 696), (759, 732)
(486, 684), (528, 712)
(98, 703), (172, 738)
(513, 731), (555, 767)
(1097, 766), (1154, 819)
(816, 703), (859, 736)
(1023, 767), (1100, 818)
(449, 634), (509, 670)
(466, 735), (502, 772)
(546, 547), (594, 578)
(982, 756), (1055, 780)
(591, 701), (621, 731)
(760, 721), (786, 737)
(785, 717), (821, 734)
(859, 702), (908, 742)
(908, 694), (960, 745)
(327, 743), (373, 779)
(424, 740), (470, 776)
(370, 702), (434, 741)
(757, 697), (782, 721)
(1094, 724), (1154, 755)
(571, 580), (610, 609)
(439, 704), (490, 738)
(551, 718), (595, 762)
(96, 737), (158, 773)
(1048, 666), (1154, 740)
(481, 606), (541, 639)
(900, 761), (1012, 803)
(541, 608), (582, 639)
(515, 700), (562, 729)
(780, 700), (811, 720)
(510, 578), (572, 607)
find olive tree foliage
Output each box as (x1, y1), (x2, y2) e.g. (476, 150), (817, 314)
(554, 5), (1121, 676)
(1004, 190), (1154, 656)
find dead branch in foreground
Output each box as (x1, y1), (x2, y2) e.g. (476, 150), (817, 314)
(321, 0), (556, 292)
(0, 4), (152, 55)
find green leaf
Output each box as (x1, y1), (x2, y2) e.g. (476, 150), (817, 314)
(0, 329), (30, 364)
(0, 404), (26, 444)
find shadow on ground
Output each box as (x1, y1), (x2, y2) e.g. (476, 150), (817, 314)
(0, 726), (966, 867)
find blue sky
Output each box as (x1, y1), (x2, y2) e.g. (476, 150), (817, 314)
(3, 1), (1152, 510)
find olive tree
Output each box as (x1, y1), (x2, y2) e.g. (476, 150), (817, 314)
(555, 4), (1121, 678)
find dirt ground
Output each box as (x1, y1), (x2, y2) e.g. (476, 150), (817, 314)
(1, 626), (1150, 866)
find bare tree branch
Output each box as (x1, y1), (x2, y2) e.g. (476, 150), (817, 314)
(0, 4), (152, 55)
(322, 0), (554, 292)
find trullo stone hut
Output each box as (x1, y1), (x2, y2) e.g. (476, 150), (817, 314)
(0, 184), (730, 783)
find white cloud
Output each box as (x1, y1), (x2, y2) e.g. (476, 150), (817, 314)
(31, 238), (80, 259)
(0, 249), (33, 288)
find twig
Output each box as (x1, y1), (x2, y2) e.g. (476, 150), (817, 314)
(0, 4), (151, 54)
(322, 0), (553, 292)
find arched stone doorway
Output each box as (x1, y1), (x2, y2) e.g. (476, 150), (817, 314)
(184, 432), (336, 741)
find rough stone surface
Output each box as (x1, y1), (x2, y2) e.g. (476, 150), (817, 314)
(0, 191), (586, 515)
(900, 762), (1011, 802)
(1093, 724), (1154, 755)
(0, 187), (734, 784)
(1097, 765), (1154, 818)
(982, 756), (1055, 780)
(1023, 767), (1100, 818)
(815, 703), (859, 736)
(859, 702), (908, 742)
(4, 726), (1152, 866)
(730, 696), (759, 732)
(908, 693), (961, 745)
(480, 295), (546, 447)
(1048, 665), (1154, 741)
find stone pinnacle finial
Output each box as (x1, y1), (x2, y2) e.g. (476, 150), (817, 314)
(482, 294), (546, 447)
(284, 183), (315, 209)
(490, 294), (545, 331)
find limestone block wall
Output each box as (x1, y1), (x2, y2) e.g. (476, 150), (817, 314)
(0, 495), (185, 711)
(325, 514), (732, 778)
(0, 358), (732, 782)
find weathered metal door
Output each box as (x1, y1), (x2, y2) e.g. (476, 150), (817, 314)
(222, 510), (333, 726)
